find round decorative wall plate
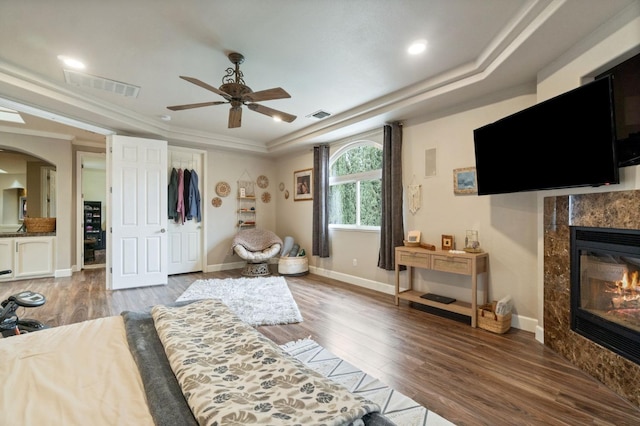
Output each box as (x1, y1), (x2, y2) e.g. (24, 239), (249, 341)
(257, 175), (269, 189)
(261, 191), (271, 203)
(279, 182), (285, 192)
(215, 181), (231, 197)
(284, 189), (290, 199)
(211, 197), (222, 207)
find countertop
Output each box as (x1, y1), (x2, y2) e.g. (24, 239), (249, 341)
(0, 232), (56, 238)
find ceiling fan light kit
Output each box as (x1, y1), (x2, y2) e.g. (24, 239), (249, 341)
(167, 52), (296, 129)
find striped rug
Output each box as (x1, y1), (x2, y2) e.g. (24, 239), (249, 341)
(281, 338), (456, 426)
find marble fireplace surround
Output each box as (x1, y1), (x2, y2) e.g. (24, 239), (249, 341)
(544, 190), (640, 409)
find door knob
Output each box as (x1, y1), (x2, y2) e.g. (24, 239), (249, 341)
(160, 228), (166, 233)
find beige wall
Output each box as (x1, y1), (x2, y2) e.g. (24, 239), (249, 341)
(271, 7), (640, 335)
(532, 11), (640, 338)
(204, 149), (277, 270)
(0, 5), (638, 334)
(0, 133), (72, 275)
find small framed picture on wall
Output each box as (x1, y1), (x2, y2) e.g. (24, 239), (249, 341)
(453, 167), (478, 195)
(294, 168), (313, 201)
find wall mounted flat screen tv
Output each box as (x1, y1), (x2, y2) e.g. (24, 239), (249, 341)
(473, 76), (619, 195)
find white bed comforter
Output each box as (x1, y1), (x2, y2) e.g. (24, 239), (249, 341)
(0, 316), (154, 425)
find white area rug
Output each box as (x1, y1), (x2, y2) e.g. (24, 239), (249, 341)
(176, 276), (303, 326)
(281, 338), (456, 426)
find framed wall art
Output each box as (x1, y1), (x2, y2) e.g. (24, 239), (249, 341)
(294, 168), (313, 201)
(453, 167), (478, 195)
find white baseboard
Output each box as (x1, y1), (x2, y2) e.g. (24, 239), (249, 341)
(309, 265), (394, 295)
(535, 325), (544, 344)
(55, 268), (73, 278)
(203, 262), (542, 335)
(205, 261), (245, 272)
(309, 265), (540, 334)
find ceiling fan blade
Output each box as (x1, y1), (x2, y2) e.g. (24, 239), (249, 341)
(167, 101), (227, 111)
(243, 87), (291, 102)
(179, 76), (231, 100)
(247, 103), (297, 123)
(228, 106), (242, 128)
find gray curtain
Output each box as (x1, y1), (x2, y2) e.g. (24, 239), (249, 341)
(312, 145), (330, 257)
(378, 122), (404, 270)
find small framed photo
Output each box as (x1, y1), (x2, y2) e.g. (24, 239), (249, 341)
(453, 167), (478, 195)
(294, 168), (313, 201)
(19, 196), (27, 220)
(441, 234), (454, 251)
(407, 230), (421, 243)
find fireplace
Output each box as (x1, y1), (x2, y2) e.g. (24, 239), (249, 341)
(570, 226), (640, 365)
(545, 192), (640, 409)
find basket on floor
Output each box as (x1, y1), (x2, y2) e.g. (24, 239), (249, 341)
(23, 217), (56, 233)
(477, 302), (511, 334)
(278, 256), (309, 276)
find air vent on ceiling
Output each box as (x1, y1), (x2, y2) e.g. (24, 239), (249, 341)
(63, 69), (140, 98)
(306, 110), (331, 120)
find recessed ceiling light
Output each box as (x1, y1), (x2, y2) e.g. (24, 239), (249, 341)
(408, 40), (428, 55)
(57, 55), (86, 69)
(272, 116), (282, 122)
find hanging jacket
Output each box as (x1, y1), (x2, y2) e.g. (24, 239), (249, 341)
(176, 168), (185, 224)
(183, 168), (191, 219)
(168, 168), (178, 219)
(188, 169), (201, 222)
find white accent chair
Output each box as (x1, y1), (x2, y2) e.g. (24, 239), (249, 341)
(232, 228), (283, 276)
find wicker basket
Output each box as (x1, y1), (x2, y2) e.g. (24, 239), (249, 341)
(278, 256), (309, 276)
(477, 302), (511, 334)
(23, 217), (56, 233)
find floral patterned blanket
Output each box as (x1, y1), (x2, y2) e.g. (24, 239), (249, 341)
(151, 300), (380, 426)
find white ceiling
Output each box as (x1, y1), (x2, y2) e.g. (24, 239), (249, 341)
(0, 0), (638, 157)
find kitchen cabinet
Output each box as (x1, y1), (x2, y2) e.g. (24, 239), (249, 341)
(0, 236), (55, 280)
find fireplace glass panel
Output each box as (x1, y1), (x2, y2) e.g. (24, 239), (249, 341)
(579, 252), (640, 333)
(571, 226), (640, 366)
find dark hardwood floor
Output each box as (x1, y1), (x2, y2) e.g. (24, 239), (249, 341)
(2, 268), (639, 425)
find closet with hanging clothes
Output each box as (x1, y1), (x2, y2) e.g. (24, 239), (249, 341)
(167, 148), (205, 275)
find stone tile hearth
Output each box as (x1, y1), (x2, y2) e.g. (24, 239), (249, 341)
(544, 190), (640, 409)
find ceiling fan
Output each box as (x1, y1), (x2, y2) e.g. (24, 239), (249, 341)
(167, 52), (296, 128)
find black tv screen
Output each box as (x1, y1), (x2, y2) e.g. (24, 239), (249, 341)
(473, 76), (619, 195)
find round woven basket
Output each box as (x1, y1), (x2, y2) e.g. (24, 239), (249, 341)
(278, 256), (309, 276)
(23, 217), (56, 233)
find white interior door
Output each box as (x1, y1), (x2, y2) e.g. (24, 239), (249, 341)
(168, 148), (204, 275)
(107, 135), (168, 290)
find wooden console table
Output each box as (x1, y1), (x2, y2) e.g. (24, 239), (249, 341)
(394, 246), (489, 327)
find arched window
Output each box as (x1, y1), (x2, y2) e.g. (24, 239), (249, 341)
(329, 141), (382, 229)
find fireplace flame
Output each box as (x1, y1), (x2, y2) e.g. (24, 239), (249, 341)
(614, 271), (640, 309)
(620, 271), (637, 291)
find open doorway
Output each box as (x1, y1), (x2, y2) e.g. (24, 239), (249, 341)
(77, 152), (106, 269)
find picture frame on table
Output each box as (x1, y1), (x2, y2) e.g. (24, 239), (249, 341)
(441, 234), (454, 251)
(294, 168), (313, 201)
(453, 167), (478, 195)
